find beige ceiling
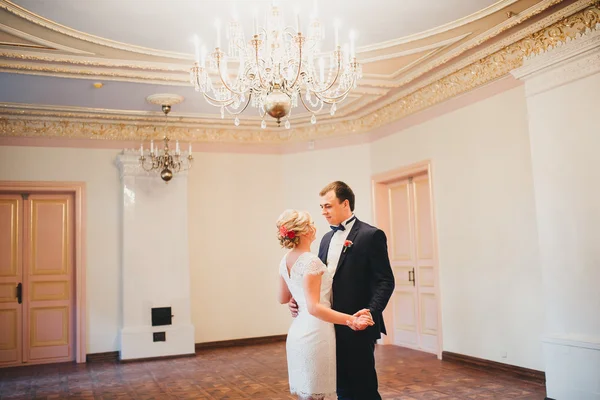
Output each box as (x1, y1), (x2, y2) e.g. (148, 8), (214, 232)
(0, 0), (599, 145)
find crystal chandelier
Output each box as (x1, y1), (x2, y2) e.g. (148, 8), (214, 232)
(189, 4), (362, 129)
(139, 104), (193, 183)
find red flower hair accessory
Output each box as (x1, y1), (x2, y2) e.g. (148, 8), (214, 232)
(279, 225), (296, 239)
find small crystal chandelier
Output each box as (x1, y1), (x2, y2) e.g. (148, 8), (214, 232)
(189, 4), (362, 129)
(139, 104), (193, 183)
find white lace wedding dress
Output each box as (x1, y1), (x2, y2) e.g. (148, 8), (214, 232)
(280, 252), (337, 400)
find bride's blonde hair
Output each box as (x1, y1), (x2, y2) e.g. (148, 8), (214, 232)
(276, 209), (314, 249)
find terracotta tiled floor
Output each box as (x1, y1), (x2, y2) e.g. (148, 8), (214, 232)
(0, 343), (546, 399)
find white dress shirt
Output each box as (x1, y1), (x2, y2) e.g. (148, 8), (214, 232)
(326, 214), (356, 276)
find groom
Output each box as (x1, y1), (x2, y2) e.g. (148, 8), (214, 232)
(290, 181), (395, 400)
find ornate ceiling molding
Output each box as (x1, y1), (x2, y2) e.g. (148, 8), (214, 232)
(0, 0), (190, 59)
(0, 0), (576, 89)
(511, 24), (600, 95)
(363, 2), (600, 128)
(379, 0), (593, 88)
(370, 0), (600, 113)
(0, 0), (521, 62)
(0, 94), (376, 128)
(0, 1), (599, 145)
(360, 32), (473, 74)
(2, 3), (599, 145)
(0, 23), (93, 54)
(358, 0), (520, 53)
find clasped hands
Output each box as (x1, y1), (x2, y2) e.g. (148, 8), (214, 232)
(288, 299), (374, 331)
(346, 308), (374, 331)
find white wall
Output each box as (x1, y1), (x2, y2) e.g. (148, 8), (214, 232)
(369, 86), (545, 370)
(0, 146), (288, 350)
(187, 144), (374, 343)
(187, 152), (287, 342)
(281, 143), (373, 252)
(0, 85), (547, 372)
(526, 71), (600, 340)
(187, 145), (373, 343)
(0, 146), (121, 353)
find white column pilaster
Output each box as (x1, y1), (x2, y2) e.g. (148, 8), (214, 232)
(512, 27), (600, 399)
(115, 151), (194, 360)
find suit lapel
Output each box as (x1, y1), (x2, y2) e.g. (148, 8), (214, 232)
(334, 219), (361, 277)
(319, 231), (333, 265)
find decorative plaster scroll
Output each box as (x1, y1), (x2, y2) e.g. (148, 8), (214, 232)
(511, 25), (600, 95)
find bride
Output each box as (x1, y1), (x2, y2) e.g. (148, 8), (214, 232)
(277, 209), (373, 400)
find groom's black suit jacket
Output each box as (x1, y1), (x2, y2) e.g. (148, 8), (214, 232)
(318, 218), (395, 341)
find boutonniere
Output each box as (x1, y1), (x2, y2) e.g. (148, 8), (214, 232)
(343, 240), (353, 253)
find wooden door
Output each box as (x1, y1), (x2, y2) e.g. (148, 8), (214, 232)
(387, 178), (418, 347)
(0, 195), (23, 366)
(411, 174), (439, 354)
(387, 173), (440, 355)
(0, 193), (74, 367)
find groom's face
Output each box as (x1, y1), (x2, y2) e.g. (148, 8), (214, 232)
(320, 190), (350, 226)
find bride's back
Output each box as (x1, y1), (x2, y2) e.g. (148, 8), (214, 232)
(281, 252), (333, 313)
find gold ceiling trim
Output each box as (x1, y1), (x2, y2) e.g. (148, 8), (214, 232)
(384, 0), (588, 88)
(0, 0), (584, 114)
(362, 0), (565, 81)
(1, 2), (599, 144)
(376, 0), (599, 110)
(358, 2), (600, 132)
(0, 93), (380, 128)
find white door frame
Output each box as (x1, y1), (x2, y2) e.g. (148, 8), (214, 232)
(371, 160), (443, 359)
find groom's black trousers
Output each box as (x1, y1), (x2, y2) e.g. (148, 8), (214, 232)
(335, 327), (381, 400)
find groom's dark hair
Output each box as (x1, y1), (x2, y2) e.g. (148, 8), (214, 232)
(320, 181), (355, 211)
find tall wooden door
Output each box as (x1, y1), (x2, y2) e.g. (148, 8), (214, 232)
(0, 194), (23, 365)
(0, 193), (75, 367)
(387, 173), (440, 355)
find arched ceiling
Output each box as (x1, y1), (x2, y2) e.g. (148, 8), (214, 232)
(9, 0), (502, 53)
(0, 0), (598, 147)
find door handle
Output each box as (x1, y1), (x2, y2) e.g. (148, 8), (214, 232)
(16, 283), (22, 304)
(408, 268), (416, 286)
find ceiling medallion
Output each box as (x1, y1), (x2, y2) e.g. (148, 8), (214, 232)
(189, 3), (362, 129)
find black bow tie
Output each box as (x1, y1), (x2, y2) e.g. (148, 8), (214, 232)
(330, 216), (356, 232)
(330, 224), (345, 232)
